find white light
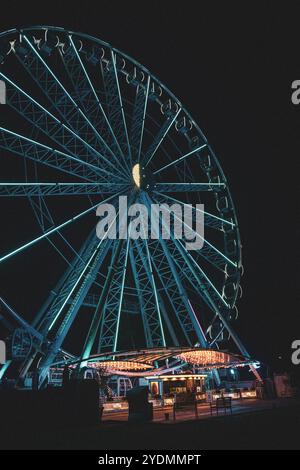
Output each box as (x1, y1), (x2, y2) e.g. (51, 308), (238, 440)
(132, 163), (141, 188)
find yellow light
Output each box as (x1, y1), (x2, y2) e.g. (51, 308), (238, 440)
(132, 163), (141, 188)
(92, 360), (152, 371)
(176, 350), (233, 367)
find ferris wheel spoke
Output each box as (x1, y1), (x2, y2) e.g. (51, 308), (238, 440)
(44, 213), (118, 333)
(37, 236), (114, 386)
(165, 234), (228, 312)
(62, 36), (131, 177)
(36, 230), (112, 333)
(78, 189), (137, 362)
(153, 192), (235, 231)
(0, 72), (126, 183)
(155, 182), (225, 192)
(149, 237), (206, 347)
(79, 239), (126, 363)
(142, 108), (181, 168)
(16, 35), (126, 178)
(172, 241), (250, 358)
(130, 76), (150, 164)
(151, 194), (236, 270)
(0, 182), (129, 197)
(0, 126), (108, 182)
(153, 144), (207, 175)
(142, 192), (214, 347)
(100, 51), (132, 172)
(0, 190), (126, 265)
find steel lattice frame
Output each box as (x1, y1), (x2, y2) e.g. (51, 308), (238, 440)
(0, 26), (256, 387)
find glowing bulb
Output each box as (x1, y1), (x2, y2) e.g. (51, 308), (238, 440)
(132, 163), (141, 188)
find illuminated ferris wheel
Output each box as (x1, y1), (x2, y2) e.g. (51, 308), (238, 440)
(0, 26), (257, 386)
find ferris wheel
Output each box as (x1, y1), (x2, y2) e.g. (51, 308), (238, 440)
(0, 26), (252, 386)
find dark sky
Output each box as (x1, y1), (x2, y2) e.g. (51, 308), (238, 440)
(0, 1), (299, 372)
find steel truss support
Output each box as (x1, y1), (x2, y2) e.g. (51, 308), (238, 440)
(78, 238), (126, 363)
(97, 239), (130, 352)
(130, 239), (173, 348)
(36, 237), (113, 386)
(142, 193), (207, 347)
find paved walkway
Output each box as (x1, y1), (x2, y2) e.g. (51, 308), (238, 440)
(102, 398), (290, 423)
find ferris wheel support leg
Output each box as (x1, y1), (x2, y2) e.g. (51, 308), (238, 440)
(36, 239), (113, 387)
(132, 239), (179, 347)
(143, 193), (208, 348)
(97, 240), (130, 354)
(133, 238), (166, 348)
(78, 239), (126, 366)
(0, 360), (12, 381)
(129, 247), (153, 347)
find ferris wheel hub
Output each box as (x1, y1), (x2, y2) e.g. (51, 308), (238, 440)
(132, 163), (141, 188)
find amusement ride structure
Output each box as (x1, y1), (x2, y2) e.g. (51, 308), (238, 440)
(0, 27), (261, 388)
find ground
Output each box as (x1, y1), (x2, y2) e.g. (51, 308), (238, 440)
(1, 398), (299, 450)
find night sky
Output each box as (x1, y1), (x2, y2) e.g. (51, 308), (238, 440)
(0, 1), (299, 373)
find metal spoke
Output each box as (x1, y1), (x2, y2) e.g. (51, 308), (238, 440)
(67, 36), (131, 177)
(99, 50), (132, 172)
(153, 144), (207, 175)
(151, 194), (237, 269)
(155, 182), (225, 192)
(141, 192), (208, 347)
(130, 75), (150, 164)
(111, 52), (132, 165)
(0, 190), (126, 264)
(0, 182), (129, 197)
(0, 71), (126, 183)
(38, 234), (114, 386)
(143, 108), (181, 167)
(61, 36), (127, 171)
(154, 191), (235, 230)
(17, 35), (127, 179)
(0, 126), (105, 181)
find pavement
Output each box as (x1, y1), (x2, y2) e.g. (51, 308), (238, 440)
(102, 398), (291, 423)
(1, 398), (299, 449)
